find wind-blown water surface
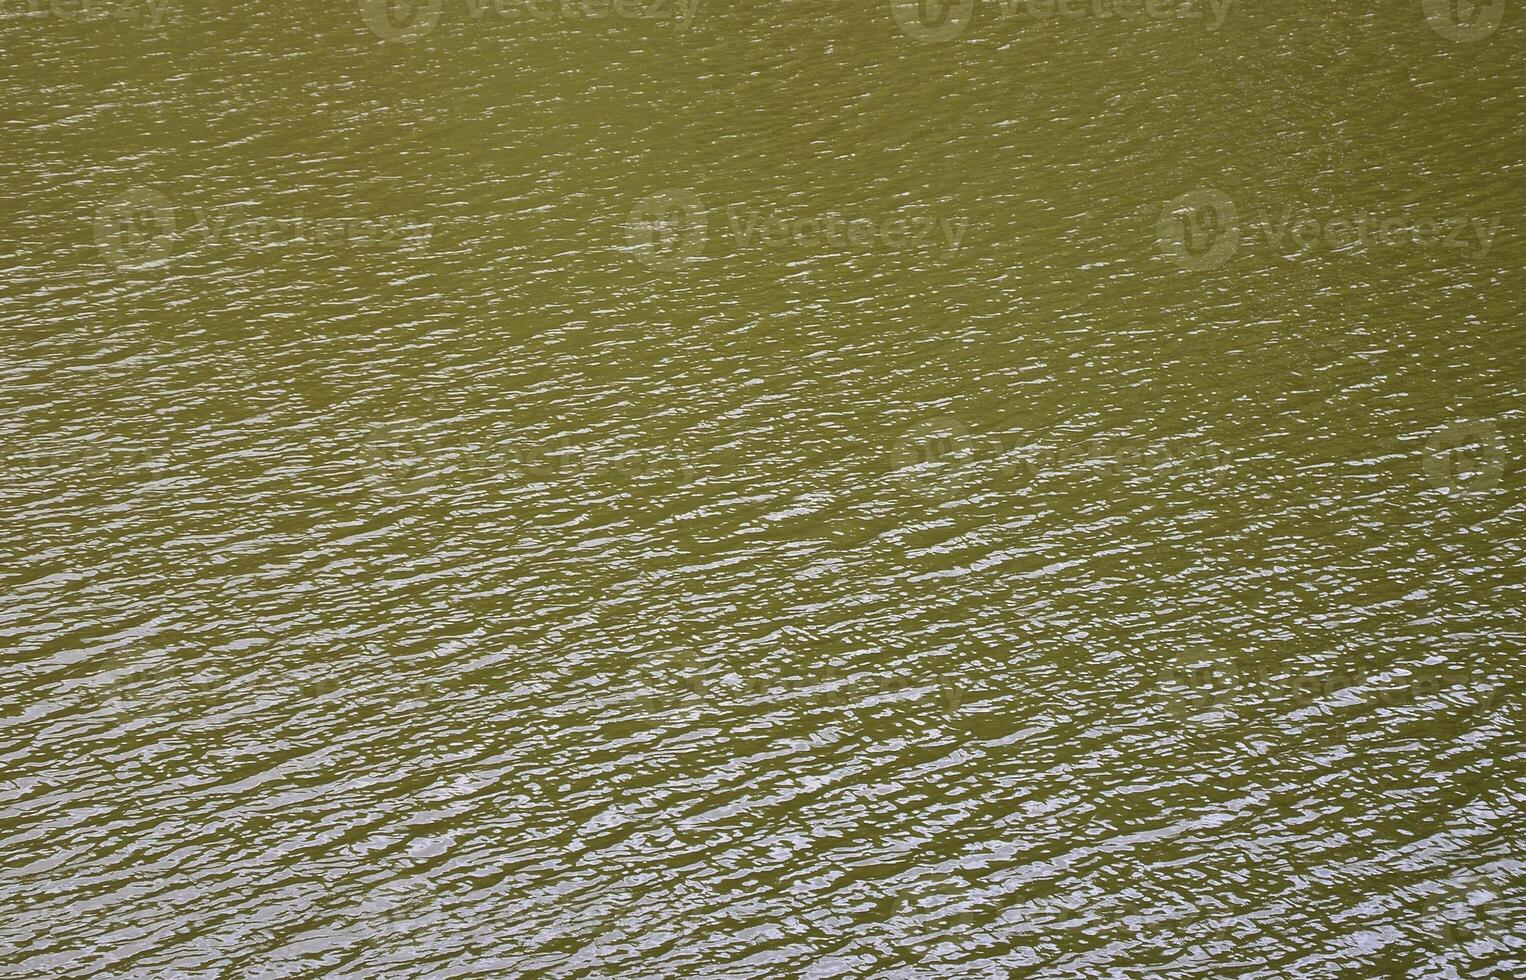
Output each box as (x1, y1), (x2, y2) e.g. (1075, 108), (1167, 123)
(3, 1), (1522, 976)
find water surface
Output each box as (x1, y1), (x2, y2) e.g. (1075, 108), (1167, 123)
(3, 1), (1523, 976)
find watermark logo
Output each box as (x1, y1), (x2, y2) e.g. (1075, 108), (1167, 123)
(514, 436), (701, 485)
(1157, 663), (1501, 749)
(1420, 871), (1509, 947)
(893, 415), (972, 467)
(728, 206), (967, 257)
(1158, 189), (1502, 270)
(372, 873), (440, 942)
(624, 191), (967, 268)
(893, 0), (1235, 41)
(1159, 647), (1223, 727)
(1424, 419), (1506, 495)
(359, 0), (444, 42)
(1423, 0), (1505, 42)
(94, 188), (177, 269)
(892, 0), (975, 42)
(352, 426), (708, 497)
(882, 878), (988, 952)
(891, 415), (979, 498)
(888, 419), (1232, 505)
(626, 189), (707, 270)
(93, 189), (433, 271)
(1, 0), (177, 28)
(640, 661), (968, 723)
(360, 0), (701, 42)
(1157, 188), (1239, 271)
(358, 421), (444, 495)
(1115, 893), (1239, 949)
(98, 661), (229, 710)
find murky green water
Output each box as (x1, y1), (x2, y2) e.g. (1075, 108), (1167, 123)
(3, 1), (1522, 976)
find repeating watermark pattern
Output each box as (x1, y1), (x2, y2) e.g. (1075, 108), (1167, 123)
(1423, 419), (1507, 495)
(0, 0), (176, 27)
(359, 424), (703, 496)
(1157, 189), (1502, 270)
(728, 206), (967, 257)
(1156, 660), (1505, 739)
(879, 884), (1238, 955)
(880, 877), (997, 953)
(626, 190), (708, 270)
(73, 645), (477, 723)
(359, 0), (701, 43)
(1416, 871), (1512, 948)
(367, 871), (453, 949)
(19, 426), (703, 497)
(892, 0), (1235, 43)
(1114, 893), (1239, 949)
(357, 865), (645, 962)
(889, 417), (1234, 502)
(94, 188), (177, 269)
(80, 659), (235, 713)
(11, 436), (234, 489)
(625, 191), (967, 269)
(367, 865), (641, 958)
(94, 188), (434, 271)
(360, 0), (443, 42)
(891, 0), (976, 42)
(1423, 0), (1506, 42)
(889, 416), (981, 497)
(633, 665), (968, 720)
(359, 421), (447, 495)
(517, 436), (700, 486)
(1155, 189), (1239, 272)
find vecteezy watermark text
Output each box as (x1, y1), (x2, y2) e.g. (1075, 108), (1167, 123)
(1423, 0), (1506, 42)
(625, 190), (967, 269)
(728, 207), (967, 256)
(1156, 655), (1506, 743)
(1157, 188), (1503, 271)
(358, 0), (701, 43)
(0, 0), (176, 27)
(94, 188), (434, 270)
(891, 0), (1235, 43)
(634, 665), (969, 720)
(1164, 665), (1505, 716)
(1423, 418), (1507, 496)
(359, 421), (705, 496)
(890, 415), (1234, 502)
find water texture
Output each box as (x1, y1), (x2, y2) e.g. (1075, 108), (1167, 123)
(2, 1), (1523, 976)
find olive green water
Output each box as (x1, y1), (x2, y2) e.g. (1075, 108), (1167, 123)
(3, 1), (1523, 976)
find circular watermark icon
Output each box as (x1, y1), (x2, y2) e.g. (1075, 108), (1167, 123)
(1423, 0), (1505, 42)
(1160, 669), (1225, 728)
(891, 0), (975, 42)
(1115, 895), (1238, 949)
(881, 879), (990, 953)
(1156, 189), (1239, 272)
(626, 189), (707, 270)
(1420, 871), (1508, 947)
(358, 421), (443, 494)
(94, 188), (176, 269)
(1424, 419), (1506, 495)
(85, 658), (232, 720)
(360, 0), (444, 43)
(890, 415), (983, 499)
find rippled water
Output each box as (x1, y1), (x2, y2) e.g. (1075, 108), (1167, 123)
(3, 2), (1523, 976)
